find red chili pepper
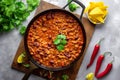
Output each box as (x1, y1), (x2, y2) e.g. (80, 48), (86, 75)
(96, 57), (114, 78)
(87, 38), (104, 69)
(95, 52), (112, 76)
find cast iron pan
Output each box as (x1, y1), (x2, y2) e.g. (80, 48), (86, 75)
(22, 0), (86, 80)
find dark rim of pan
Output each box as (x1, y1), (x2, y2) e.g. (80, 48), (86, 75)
(24, 9), (86, 71)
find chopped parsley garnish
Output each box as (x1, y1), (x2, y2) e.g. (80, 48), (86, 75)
(53, 34), (67, 51)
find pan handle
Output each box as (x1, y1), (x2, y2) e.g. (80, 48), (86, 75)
(22, 69), (33, 80)
(22, 61), (38, 80)
(22, 68), (38, 80)
(63, 0), (85, 20)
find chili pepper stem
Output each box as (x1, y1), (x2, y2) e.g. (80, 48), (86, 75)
(110, 56), (115, 63)
(97, 38), (104, 45)
(103, 52), (112, 56)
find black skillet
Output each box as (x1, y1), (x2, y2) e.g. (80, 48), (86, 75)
(22, 0), (86, 80)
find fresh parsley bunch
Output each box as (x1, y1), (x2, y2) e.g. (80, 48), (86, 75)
(0, 0), (40, 34)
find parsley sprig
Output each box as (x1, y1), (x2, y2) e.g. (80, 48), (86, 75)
(53, 34), (67, 51)
(62, 74), (69, 80)
(0, 0), (40, 33)
(68, 0), (79, 12)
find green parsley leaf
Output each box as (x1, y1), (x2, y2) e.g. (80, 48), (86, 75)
(27, 0), (40, 11)
(9, 22), (15, 30)
(62, 74), (69, 80)
(54, 38), (61, 45)
(57, 34), (66, 39)
(15, 20), (21, 26)
(57, 45), (64, 51)
(61, 39), (67, 45)
(16, 2), (26, 11)
(27, 0), (40, 7)
(22, 12), (30, 21)
(3, 25), (9, 31)
(19, 26), (26, 35)
(53, 34), (67, 51)
(23, 64), (30, 68)
(68, 0), (79, 12)
(27, 6), (34, 12)
(0, 0), (40, 32)
(2, 0), (16, 5)
(5, 4), (15, 17)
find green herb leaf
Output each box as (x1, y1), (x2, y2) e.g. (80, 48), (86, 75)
(23, 64), (30, 68)
(3, 25), (9, 31)
(16, 2), (26, 11)
(15, 20), (21, 26)
(22, 12), (30, 21)
(27, 0), (40, 11)
(57, 34), (66, 39)
(69, 3), (79, 12)
(5, 4), (16, 17)
(57, 45), (64, 51)
(53, 34), (67, 51)
(27, 6), (34, 12)
(19, 26), (26, 35)
(9, 22), (15, 30)
(1, 0), (16, 5)
(68, 0), (79, 12)
(0, 0), (40, 32)
(62, 74), (69, 80)
(27, 0), (40, 7)
(61, 39), (67, 45)
(54, 38), (61, 45)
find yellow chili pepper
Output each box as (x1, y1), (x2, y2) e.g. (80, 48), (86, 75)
(86, 72), (94, 80)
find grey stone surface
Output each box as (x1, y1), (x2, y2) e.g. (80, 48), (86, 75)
(0, 0), (120, 80)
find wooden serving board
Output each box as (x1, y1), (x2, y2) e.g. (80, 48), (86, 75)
(11, 0), (95, 80)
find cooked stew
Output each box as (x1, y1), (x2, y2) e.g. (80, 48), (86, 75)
(27, 11), (84, 68)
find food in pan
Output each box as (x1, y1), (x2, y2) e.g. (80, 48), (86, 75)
(27, 11), (85, 68)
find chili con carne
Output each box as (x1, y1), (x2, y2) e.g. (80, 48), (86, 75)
(27, 11), (84, 68)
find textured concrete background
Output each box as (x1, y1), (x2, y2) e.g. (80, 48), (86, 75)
(0, 0), (120, 80)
